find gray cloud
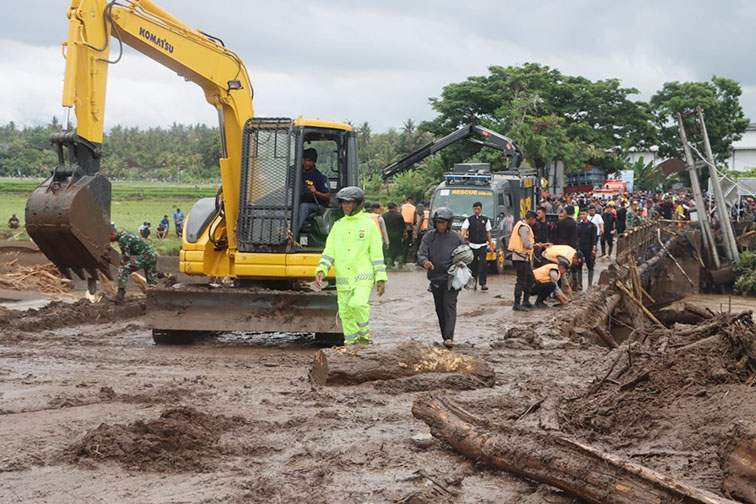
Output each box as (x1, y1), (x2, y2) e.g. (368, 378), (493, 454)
(2, 0), (754, 132)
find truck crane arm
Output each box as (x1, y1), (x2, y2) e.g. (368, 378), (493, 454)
(26, 0), (253, 285)
(382, 124), (523, 179)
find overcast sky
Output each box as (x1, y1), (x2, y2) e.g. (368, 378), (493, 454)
(2, 0), (755, 133)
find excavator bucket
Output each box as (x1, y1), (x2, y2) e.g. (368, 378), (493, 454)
(25, 172), (116, 281)
(146, 285), (341, 335)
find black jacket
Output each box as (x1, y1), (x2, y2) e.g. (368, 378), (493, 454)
(532, 220), (551, 244)
(417, 229), (466, 284)
(383, 210), (405, 241)
(577, 220), (598, 251)
(601, 211), (616, 233)
(555, 217), (578, 248)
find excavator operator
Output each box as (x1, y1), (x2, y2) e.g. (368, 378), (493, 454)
(298, 148), (331, 230)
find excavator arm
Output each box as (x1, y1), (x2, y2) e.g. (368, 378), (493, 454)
(26, 0), (253, 284)
(382, 124), (523, 179)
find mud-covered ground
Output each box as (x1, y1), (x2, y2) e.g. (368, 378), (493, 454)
(1, 245), (755, 503)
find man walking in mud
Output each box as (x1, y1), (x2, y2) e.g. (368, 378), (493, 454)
(315, 187), (387, 344)
(110, 225), (159, 302)
(417, 207), (466, 348)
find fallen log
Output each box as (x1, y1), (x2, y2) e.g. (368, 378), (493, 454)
(412, 394), (738, 504)
(309, 342), (495, 386)
(684, 302), (714, 319)
(722, 422), (756, 504)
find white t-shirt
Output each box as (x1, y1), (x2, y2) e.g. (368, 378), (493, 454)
(589, 214), (603, 236)
(461, 216), (492, 249)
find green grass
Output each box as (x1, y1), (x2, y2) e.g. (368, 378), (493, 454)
(0, 178), (215, 254)
(0, 178), (217, 200)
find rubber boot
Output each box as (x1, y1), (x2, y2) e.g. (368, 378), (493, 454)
(587, 269), (594, 289)
(114, 288), (125, 304)
(521, 296), (534, 309)
(512, 286), (524, 311)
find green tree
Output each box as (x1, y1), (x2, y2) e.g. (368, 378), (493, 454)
(424, 63), (654, 174)
(631, 157), (665, 192)
(649, 77), (749, 165)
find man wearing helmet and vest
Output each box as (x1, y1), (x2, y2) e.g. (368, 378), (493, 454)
(315, 187), (387, 344)
(417, 207), (466, 349)
(533, 260), (570, 307)
(508, 210), (545, 311)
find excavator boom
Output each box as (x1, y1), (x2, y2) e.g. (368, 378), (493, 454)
(26, 0), (253, 284)
(382, 124), (523, 179)
(27, 0), (358, 342)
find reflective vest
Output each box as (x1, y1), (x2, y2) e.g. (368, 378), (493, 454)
(315, 212), (388, 290)
(534, 263), (560, 283)
(370, 213), (383, 237)
(507, 220), (534, 256)
(543, 244), (576, 264)
(421, 209), (429, 231)
(401, 203), (416, 225)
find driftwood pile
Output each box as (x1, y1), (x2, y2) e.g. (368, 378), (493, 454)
(413, 310), (756, 503)
(413, 395), (740, 504)
(0, 260), (72, 294)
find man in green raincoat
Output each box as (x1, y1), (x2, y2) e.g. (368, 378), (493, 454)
(314, 187), (387, 344)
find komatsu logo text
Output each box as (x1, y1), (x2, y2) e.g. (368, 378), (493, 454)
(138, 27), (174, 54)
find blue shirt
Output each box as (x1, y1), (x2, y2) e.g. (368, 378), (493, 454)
(160, 217), (170, 229)
(173, 211), (184, 225)
(301, 167), (329, 205)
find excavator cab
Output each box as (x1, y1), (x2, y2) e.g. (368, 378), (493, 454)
(150, 117), (359, 339)
(233, 117), (358, 255)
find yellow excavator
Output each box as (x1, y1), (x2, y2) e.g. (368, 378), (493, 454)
(25, 0), (358, 343)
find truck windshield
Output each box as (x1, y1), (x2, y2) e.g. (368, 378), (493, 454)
(431, 188), (495, 219)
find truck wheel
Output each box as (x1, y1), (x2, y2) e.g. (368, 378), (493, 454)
(315, 332), (344, 347)
(152, 330), (195, 345)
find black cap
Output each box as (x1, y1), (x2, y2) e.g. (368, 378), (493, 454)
(303, 148), (318, 162)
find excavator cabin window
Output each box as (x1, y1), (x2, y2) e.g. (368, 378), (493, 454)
(300, 129), (349, 194)
(295, 128), (356, 248)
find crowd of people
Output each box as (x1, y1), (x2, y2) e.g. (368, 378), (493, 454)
(136, 209), (185, 240)
(314, 186), (740, 347)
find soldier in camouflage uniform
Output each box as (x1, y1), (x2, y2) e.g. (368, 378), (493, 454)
(110, 226), (158, 301)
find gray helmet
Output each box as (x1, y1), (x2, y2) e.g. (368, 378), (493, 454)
(432, 207), (454, 222)
(336, 186), (365, 215)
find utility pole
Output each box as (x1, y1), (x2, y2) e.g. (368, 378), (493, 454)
(696, 107), (740, 263)
(677, 113), (720, 268)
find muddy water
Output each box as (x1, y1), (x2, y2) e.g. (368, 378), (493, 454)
(673, 292), (756, 314)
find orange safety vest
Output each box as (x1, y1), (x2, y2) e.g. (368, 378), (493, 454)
(543, 244), (576, 264)
(534, 263), (560, 283)
(401, 203), (416, 225)
(507, 220), (535, 256)
(369, 213), (383, 237)
(421, 209), (429, 231)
